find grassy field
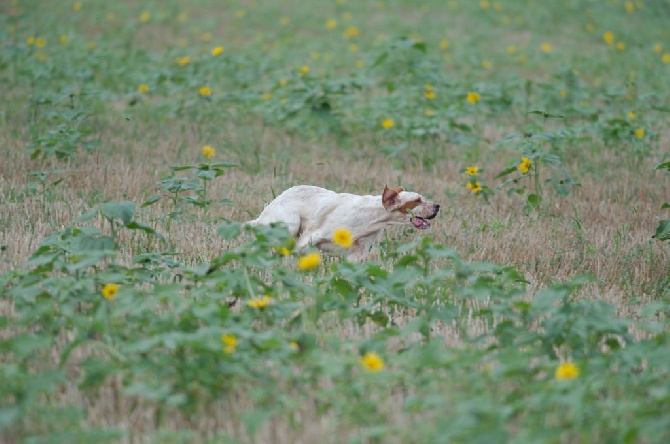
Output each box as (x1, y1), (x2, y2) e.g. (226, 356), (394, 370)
(1, 0), (670, 442)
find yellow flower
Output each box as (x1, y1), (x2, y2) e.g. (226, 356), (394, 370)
(466, 91), (481, 104)
(603, 31), (615, 45)
(555, 362), (579, 381)
(332, 227), (354, 249)
(653, 43), (663, 54)
(280, 97), (288, 104)
(235, 10), (246, 19)
(247, 295), (272, 309)
(381, 118), (394, 129)
(424, 108), (435, 117)
(540, 43), (553, 53)
(662, 54), (670, 64)
(325, 18), (337, 29)
(518, 157), (532, 174)
(176, 56), (190, 66)
(278, 246), (291, 256)
(101, 283), (119, 300)
(72, 2), (82, 12)
(299, 65), (310, 75)
(627, 111), (636, 120)
(35, 38), (46, 48)
(615, 41), (625, 52)
(106, 12), (116, 21)
(482, 60), (491, 69)
(625, 1), (634, 13)
(439, 39), (450, 50)
(211, 46), (224, 56)
(88, 41), (96, 50)
(298, 252), (321, 271)
(424, 90), (436, 100)
(425, 83), (433, 91)
(289, 341), (299, 350)
(177, 11), (188, 22)
(279, 16), (290, 26)
(59, 35), (69, 45)
(635, 128), (645, 139)
(349, 43), (359, 52)
(507, 45), (517, 55)
(344, 26), (359, 38)
(199, 86), (212, 97)
(585, 23), (595, 33)
(202, 145), (215, 158)
(559, 89), (568, 98)
(140, 11), (151, 23)
(360, 352), (385, 372)
(138, 84), (150, 93)
(221, 334), (237, 354)
(355, 59), (365, 69)
(279, 79), (289, 87)
(479, 0), (491, 9)
(465, 166), (479, 176)
(466, 181), (482, 194)
(26, 36), (36, 46)
(201, 32), (212, 42)
(262, 92), (272, 101)
(493, 1), (503, 10)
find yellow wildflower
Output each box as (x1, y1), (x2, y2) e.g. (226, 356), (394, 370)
(540, 43), (553, 53)
(26, 36), (36, 46)
(585, 23), (594, 33)
(72, 2), (82, 12)
(627, 111), (636, 120)
(344, 26), (359, 38)
(247, 295), (272, 309)
(140, 11), (151, 22)
(199, 87), (212, 98)
(653, 43), (663, 54)
(518, 157), (532, 174)
(381, 118), (394, 129)
(424, 90), (436, 100)
(176, 56), (190, 66)
(439, 39), (450, 50)
(482, 60), (491, 69)
(355, 59), (365, 69)
(480, 0), (491, 9)
(332, 228), (354, 249)
(235, 10), (246, 19)
(635, 128), (645, 139)
(603, 31), (614, 45)
(625, 1), (634, 13)
(466, 91), (481, 104)
(211, 46), (224, 56)
(298, 252), (321, 271)
(106, 12), (116, 21)
(138, 84), (150, 93)
(279, 16), (290, 26)
(289, 341), (299, 350)
(349, 43), (359, 52)
(325, 18), (337, 29)
(466, 181), (483, 194)
(59, 35), (69, 45)
(202, 145), (215, 158)
(88, 41), (96, 50)
(201, 32), (212, 42)
(424, 108), (435, 117)
(278, 247), (291, 256)
(360, 352), (385, 372)
(465, 166), (479, 176)
(101, 283), (119, 300)
(262, 92), (272, 101)
(299, 65), (310, 75)
(221, 334), (237, 354)
(35, 38), (46, 48)
(555, 362), (579, 381)
(615, 41), (625, 52)
(559, 89), (568, 98)
(662, 54), (670, 64)
(507, 45), (517, 55)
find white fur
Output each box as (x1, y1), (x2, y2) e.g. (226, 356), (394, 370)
(247, 185), (440, 261)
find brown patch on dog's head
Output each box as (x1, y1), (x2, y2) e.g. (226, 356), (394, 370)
(382, 185), (405, 210)
(397, 198), (422, 214)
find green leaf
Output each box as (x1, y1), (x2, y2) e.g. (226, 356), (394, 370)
(141, 195), (161, 207)
(370, 51), (388, 69)
(217, 222), (243, 240)
(654, 161), (670, 172)
(652, 220), (670, 241)
(527, 194), (541, 206)
(495, 165), (518, 179)
(100, 201), (135, 225)
(74, 208), (98, 223)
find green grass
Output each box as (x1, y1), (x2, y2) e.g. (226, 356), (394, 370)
(1, 0), (670, 442)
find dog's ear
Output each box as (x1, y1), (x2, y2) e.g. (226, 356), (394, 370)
(382, 185), (403, 210)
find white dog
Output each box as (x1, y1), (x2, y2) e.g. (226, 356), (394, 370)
(247, 185), (440, 260)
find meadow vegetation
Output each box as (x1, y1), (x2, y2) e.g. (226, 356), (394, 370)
(1, 0), (670, 442)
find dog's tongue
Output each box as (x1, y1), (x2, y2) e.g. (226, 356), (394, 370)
(411, 217), (430, 229)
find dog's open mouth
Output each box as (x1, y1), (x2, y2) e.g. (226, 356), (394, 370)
(411, 216), (431, 230)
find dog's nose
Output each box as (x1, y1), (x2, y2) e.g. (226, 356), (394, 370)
(434, 204), (441, 212)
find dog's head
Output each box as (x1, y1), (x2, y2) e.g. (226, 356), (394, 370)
(382, 186), (440, 229)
